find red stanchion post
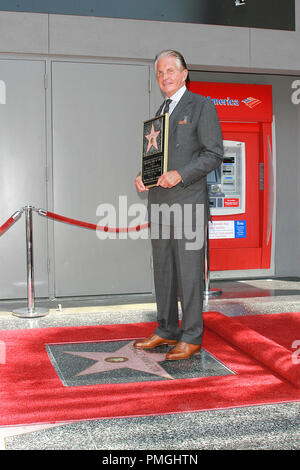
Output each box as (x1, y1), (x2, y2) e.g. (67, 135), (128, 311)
(12, 206), (49, 318)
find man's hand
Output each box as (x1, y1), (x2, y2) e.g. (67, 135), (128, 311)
(157, 170), (182, 188)
(135, 174), (148, 192)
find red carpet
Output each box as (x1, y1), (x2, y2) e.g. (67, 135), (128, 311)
(0, 311), (299, 426)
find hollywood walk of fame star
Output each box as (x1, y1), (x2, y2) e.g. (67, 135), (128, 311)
(145, 123), (160, 152)
(63, 341), (174, 380)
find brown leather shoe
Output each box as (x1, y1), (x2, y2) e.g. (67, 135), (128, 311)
(133, 334), (178, 349)
(166, 342), (201, 360)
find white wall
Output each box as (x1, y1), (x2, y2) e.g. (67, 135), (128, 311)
(0, 3), (300, 73)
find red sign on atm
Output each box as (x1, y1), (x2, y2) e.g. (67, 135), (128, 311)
(188, 82), (273, 123)
(224, 198), (240, 207)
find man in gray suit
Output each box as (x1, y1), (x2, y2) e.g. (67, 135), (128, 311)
(134, 50), (223, 360)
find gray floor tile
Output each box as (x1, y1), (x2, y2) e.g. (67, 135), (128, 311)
(5, 422), (97, 450)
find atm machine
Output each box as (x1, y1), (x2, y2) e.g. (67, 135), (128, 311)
(188, 81), (274, 272)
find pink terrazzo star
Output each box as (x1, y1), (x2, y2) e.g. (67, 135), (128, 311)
(63, 341), (173, 380)
(145, 124), (160, 152)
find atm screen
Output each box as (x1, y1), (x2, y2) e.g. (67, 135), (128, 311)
(207, 140), (246, 215)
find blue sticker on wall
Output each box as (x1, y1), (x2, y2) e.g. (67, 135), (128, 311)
(234, 220), (246, 238)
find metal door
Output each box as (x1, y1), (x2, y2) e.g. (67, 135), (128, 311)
(51, 61), (152, 296)
(0, 59), (48, 299)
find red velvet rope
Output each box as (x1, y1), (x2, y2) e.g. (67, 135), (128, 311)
(0, 217), (16, 236)
(45, 211), (150, 233)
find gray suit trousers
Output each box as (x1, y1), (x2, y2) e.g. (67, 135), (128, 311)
(151, 223), (204, 345)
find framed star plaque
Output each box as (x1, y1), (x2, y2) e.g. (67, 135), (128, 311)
(141, 113), (169, 187)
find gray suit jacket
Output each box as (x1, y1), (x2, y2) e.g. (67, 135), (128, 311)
(148, 89), (223, 221)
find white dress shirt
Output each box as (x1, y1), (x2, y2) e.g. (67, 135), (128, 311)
(164, 85), (187, 115)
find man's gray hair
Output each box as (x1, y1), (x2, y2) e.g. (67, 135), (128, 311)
(154, 50), (188, 73)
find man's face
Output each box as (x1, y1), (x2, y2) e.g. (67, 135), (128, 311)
(156, 56), (188, 98)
